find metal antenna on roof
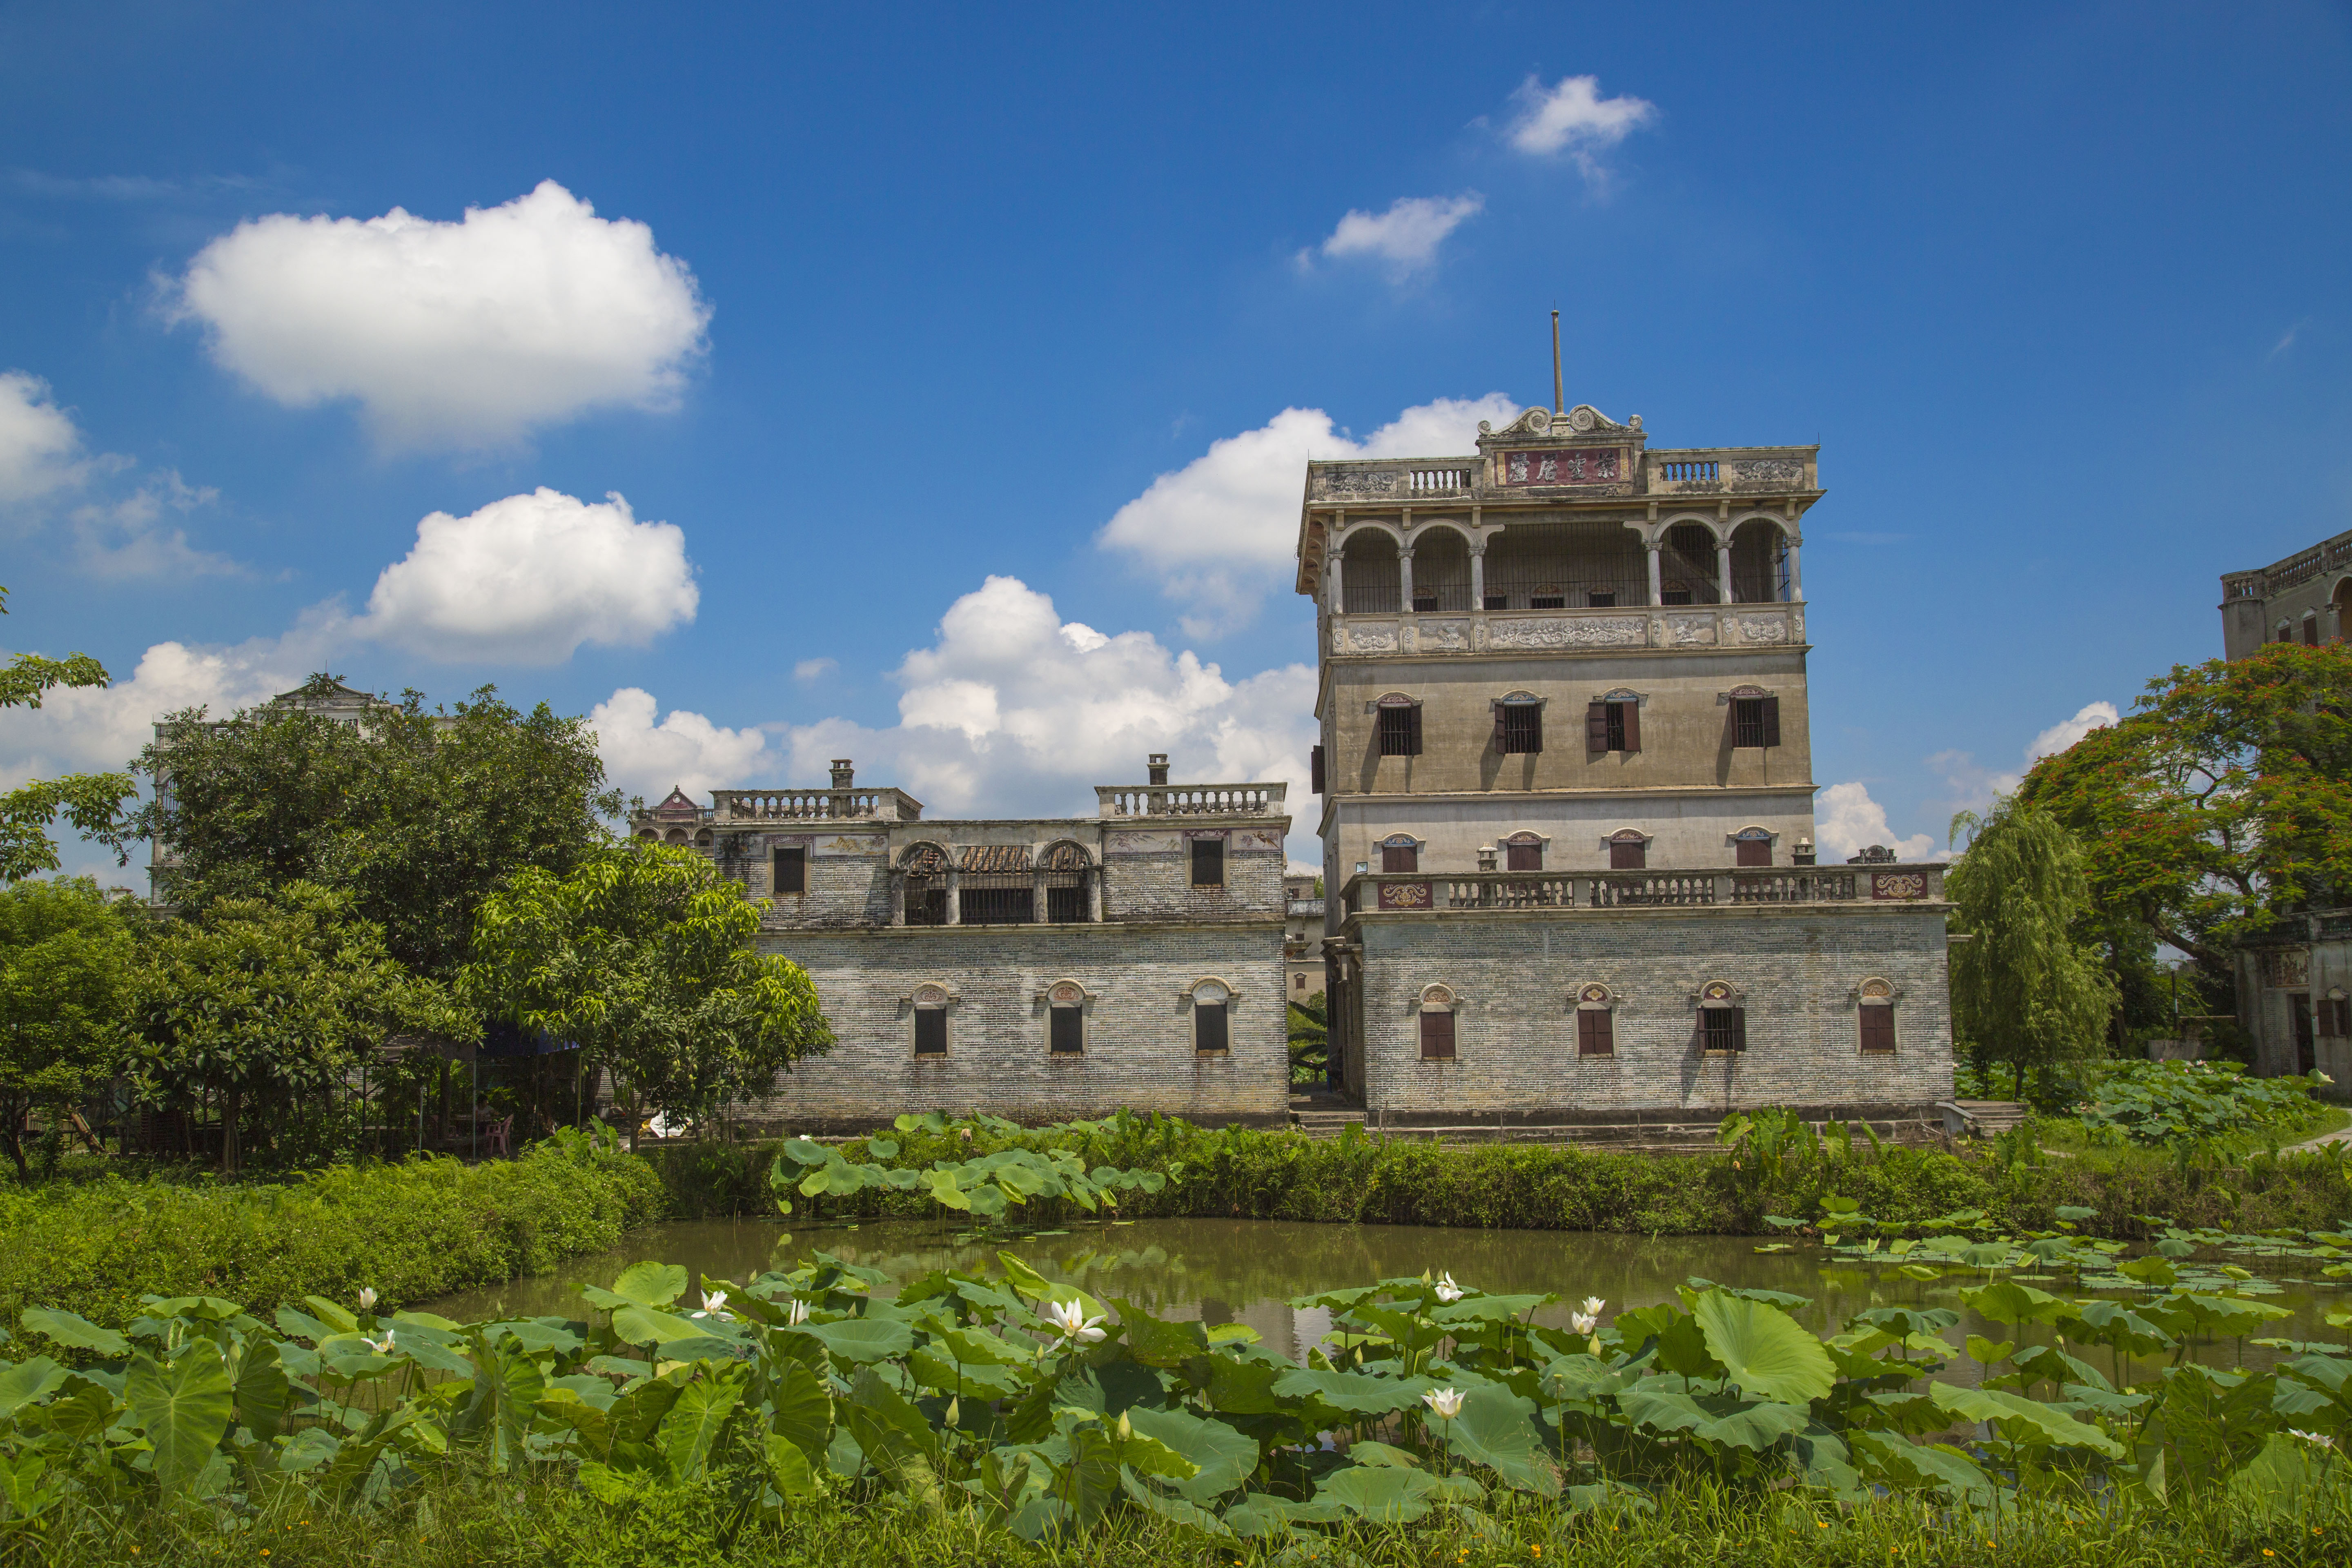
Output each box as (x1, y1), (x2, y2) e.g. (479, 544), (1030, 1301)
(1551, 307), (1564, 415)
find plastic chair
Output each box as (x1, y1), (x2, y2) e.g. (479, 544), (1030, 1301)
(487, 1115), (514, 1158)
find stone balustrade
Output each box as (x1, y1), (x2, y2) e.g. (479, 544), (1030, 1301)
(1343, 864), (1942, 916)
(1302, 448), (1817, 504)
(1095, 783), (1288, 818)
(708, 788), (922, 822)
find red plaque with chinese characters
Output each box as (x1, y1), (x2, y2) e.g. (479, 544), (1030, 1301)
(1498, 448), (1624, 487)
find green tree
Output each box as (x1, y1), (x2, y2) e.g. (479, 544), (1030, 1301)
(127, 882), (462, 1174)
(1287, 991), (1329, 1086)
(0, 587), (135, 882)
(461, 842), (832, 1143)
(105, 675), (624, 978)
(0, 878), (134, 1179)
(2016, 642), (2352, 967)
(1946, 797), (2118, 1096)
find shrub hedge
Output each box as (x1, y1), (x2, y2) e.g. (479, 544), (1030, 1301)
(0, 1138), (664, 1331)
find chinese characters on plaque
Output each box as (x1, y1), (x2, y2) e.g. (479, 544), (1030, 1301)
(1501, 448), (1624, 487)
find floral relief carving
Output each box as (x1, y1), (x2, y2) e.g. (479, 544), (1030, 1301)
(1422, 619), (1470, 651)
(1735, 614), (1791, 645)
(1489, 617), (1646, 650)
(1667, 615), (1718, 646)
(1346, 624), (1400, 654)
(1731, 458), (1806, 486)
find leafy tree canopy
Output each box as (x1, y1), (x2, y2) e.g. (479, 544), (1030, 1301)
(461, 842), (832, 1139)
(0, 878), (135, 1179)
(2017, 643), (2352, 968)
(105, 674), (624, 979)
(0, 586), (135, 883)
(1947, 797), (2117, 1094)
(127, 881), (463, 1173)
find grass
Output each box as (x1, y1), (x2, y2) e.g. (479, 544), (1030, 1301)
(0, 1139), (663, 1331)
(23, 1464), (2352, 1568)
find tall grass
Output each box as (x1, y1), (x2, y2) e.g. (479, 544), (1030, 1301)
(0, 1140), (663, 1330)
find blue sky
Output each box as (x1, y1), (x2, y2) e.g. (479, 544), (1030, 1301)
(1, 0), (2347, 878)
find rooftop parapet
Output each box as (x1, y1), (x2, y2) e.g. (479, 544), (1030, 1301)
(1096, 782), (1288, 819)
(2221, 526), (2352, 601)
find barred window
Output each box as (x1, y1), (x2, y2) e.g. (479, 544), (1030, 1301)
(1194, 1002), (1228, 1054)
(1494, 697), (1542, 755)
(1702, 1007), (1746, 1054)
(1377, 698), (1422, 757)
(914, 1008), (948, 1055)
(772, 846), (806, 895)
(1191, 837), (1225, 888)
(1050, 1005), (1084, 1054)
(1729, 693), (1782, 749)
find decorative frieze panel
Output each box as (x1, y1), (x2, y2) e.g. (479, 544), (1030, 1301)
(814, 832), (886, 857)
(1377, 881), (1433, 910)
(1107, 831), (1181, 854)
(1667, 615), (1717, 647)
(1870, 873), (1930, 902)
(1734, 614), (1791, 645)
(1340, 623), (1399, 655)
(1731, 458), (1807, 487)
(1421, 619), (1471, 652)
(1489, 616), (1648, 650)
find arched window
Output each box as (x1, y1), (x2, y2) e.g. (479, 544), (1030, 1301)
(1733, 826), (1773, 868)
(1726, 685), (1781, 749)
(911, 982), (955, 1056)
(694, 829), (714, 847)
(1727, 519), (1788, 604)
(1341, 530), (1401, 615)
(1376, 693), (1422, 757)
(664, 829), (689, 844)
(2305, 613), (2323, 647)
(1608, 829), (1649, 871)
(1412, 526), (1473, 612)
(1041, 841), (1093, 923)
(1503, 831), (1544, 871)
(1574, 982), (1616, 1057)
(635, 828), (657, 841)
(1481, 519), (1645, 609)
(1493, 690), (1543, 755)
(1188, 978), (1234, 1054)
(1586, 688), (1641, 754)
(1419, 984), (1459, 1060)
(1857, 978), (1897, 1054)
(1044, 979), (1088, 1054)
(902, 843), (950, 926)
(1697, 980), (1745, 1054)
(1661, 522), (1722, 605)
(1380, 834), (1421, 874)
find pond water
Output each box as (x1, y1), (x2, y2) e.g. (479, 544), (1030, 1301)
(427, 1216), (2350, 1383)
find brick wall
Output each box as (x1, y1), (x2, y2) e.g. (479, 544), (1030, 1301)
(1353, 904), (1952, 1120)
(1102, 828), (1286, 924)
(742, 921), (1289, 1129)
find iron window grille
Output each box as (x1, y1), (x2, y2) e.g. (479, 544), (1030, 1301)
(1496, 702), (1543, 755)
(1194, 1002), (1229, 1053)
(1045, 875), (1089, 922)
(958, 875), (1034, 925)
(1377, 702), (1422, 757)
(1730, 696), (1782, 748)
(1702, 1007), (1747, 1054)
(1049, 1005), (1084, 1054)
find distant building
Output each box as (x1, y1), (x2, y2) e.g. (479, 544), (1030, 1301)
(1283, 874), (1325, 1000)
(635, 756), (1292, 1129)
(2217, 532), (2352, 1077)
(1297, 400), (1955, 1125)
(2220, 526), (2352, 657)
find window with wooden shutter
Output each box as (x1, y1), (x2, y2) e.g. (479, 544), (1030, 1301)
(1618, 699), (1639, 753)
(1761, 695), (1782, 747)
(1577, 1007), (1613, 1057)
(1377, 700), (1421, 757)
(1191, 837), (1225, 887)
(1310, 744), (1325, 795)
(1497, 700), (1541, 754)
(2321, 998), (2352, 1037)
(1504, 835), (1542, 871)
(913, 1009), (948, 1055)
(1049, 1005), (1084, 1054)
(1734, 830), (1771, 868)
(1419, 1008), (1456, 1059)
(1586, 702), (1611, 753)
(1608, 833), (1647, 871)
(773, 846), (807, 894)
(1858, 1003), (1895, 1054)
(1381, 836), (1418, 873)
(1702, 1007), (1746, 1054)
(1194, 1002), (1228, 1054)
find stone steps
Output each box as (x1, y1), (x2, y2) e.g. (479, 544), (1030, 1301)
(1940, 1100), (2030, 1137)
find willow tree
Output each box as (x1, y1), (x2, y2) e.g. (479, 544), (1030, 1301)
(1946, 798), (2117, 1097)
(461, 842), (832, 1142)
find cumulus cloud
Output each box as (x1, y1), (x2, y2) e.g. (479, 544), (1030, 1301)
(1502, 74), (1657, 174)
(588, 687), (770, 806)
(70, 471), (243, 580)
(171, 180), (710, 449)
(1815, 782), (1936, 864)
(614, 575), (1321, 860)
(1301, 193), (1484, 279)
(793, 657), (837, 685)
(1927, 699), (2121, 819)
(0, 371), (92, 504)
(354, 487), (698, 664)
(1097, 393), (1520, 635)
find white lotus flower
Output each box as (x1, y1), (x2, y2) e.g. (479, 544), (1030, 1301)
(2319, 1071), (2337, 1086)
(693, 1288), (731, 1320)
(365, 1329), (396, 1355)
(356, 1287), (378, 1312)
(1044, 1297), (1107, 1344)
(1433, 1273), (1464, 1304)
(786, 1298), (810, 1326)
(2290, 1428), (2337, 1449)
(1580, 1296), (1605, 1318)
(1571, 1312), (1599, 1335)
(1422, 1387), (1464, 1420)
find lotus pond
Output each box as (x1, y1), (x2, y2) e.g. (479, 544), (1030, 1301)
(429, 1214), (2352, 1385)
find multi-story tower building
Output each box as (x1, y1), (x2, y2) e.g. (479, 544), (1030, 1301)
(2220, 525), (2352, 656)
(633, 757), (1292, 1129)
(1295, 401), (1954, 1125)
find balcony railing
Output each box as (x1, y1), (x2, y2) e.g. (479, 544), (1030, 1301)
(1096, 783), (1288, 818)
(1343, 864), (1940, 915)
(709, 788), (922, 822)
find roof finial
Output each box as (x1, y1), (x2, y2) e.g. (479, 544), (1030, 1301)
(1551, 307), (1563, 416)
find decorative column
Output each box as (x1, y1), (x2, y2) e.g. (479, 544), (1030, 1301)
(1397, 547), (1415, 613)
(889, 871), (906, 926)
(1326, 544), (1346, 616)
(944, 861), (961, 925)
(1646, 541), (1664, 606)
(1785, 538), (1804, 602)
(1031, 865), (1048, 924)
(1468, 546), (1485, 610)
(1087, 865), (1103, 923)
(1715, 541), (1734, 605)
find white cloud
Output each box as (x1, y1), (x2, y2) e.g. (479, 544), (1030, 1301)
(620, 575), (1321, 860)
(1302, 193), (1484, 278)
(1927, 699), (2121, 820)
(1097, 393), (1521, 635)
(355, 487), (698, 664)
(588, 687), (769, 806)
(0, 371), (91, 504)
(1816, 782), (1936, 864)
(793, 657), (837, 685)
(172, 180), (710, 450)
(1503, 74), (1657, 174)
(71, 470), (243, 580)
(2025, 700), (2120, 763)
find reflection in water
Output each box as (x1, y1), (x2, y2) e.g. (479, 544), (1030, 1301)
(426, 1216), (2343, 1384)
